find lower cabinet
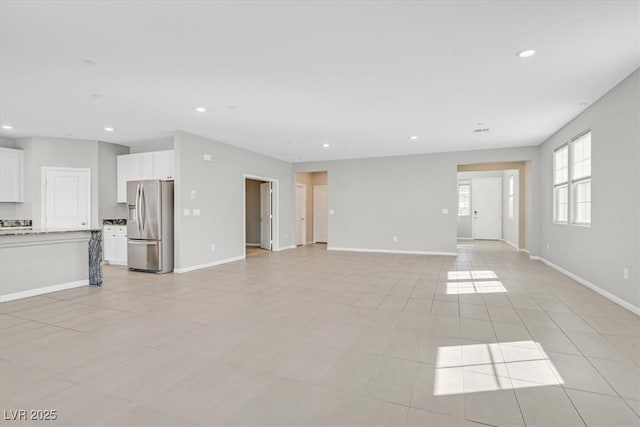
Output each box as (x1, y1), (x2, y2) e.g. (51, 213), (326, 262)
(103, 226), (128, 265)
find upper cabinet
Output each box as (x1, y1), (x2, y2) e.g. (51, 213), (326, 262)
(0, 147), (24, 202)
(116, 150), (174, 203)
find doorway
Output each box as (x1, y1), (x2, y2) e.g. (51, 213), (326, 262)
(457, 163), (525, 251)
(244, 175), (279, 257)
(295, 171), (328, 246)
(42, 167), (91, 229)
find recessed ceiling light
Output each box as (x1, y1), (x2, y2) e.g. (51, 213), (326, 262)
(1, 124), (13, 130)
(517, 49), (536, 58)
(322, 143), (330, 148)
(409, 136), (418, 140)
(104, 126), (115, 132)
(195, 107), (207, 113)
(82, 59), (97, 65)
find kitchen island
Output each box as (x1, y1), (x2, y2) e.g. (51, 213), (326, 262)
(0, 228), (102, 302)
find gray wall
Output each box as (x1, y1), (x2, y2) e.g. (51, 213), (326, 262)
(245, 179), (261, 245)
(14, 137), (100, 227)
(173, 131), (294, 270)
(295, 146), (539, 255)
(539, 69), (639, 309)
(0, 136), (18, 218)
(502, 169), (519, 248)
(129, 137), (175, 153)
(98, 141), (130, 221)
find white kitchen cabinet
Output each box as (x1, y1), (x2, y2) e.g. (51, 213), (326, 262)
(103, 225), (127, 265)
(0, 147), (24, 202)
(152, 150), (174, 180)
(116, 150), (174, 202)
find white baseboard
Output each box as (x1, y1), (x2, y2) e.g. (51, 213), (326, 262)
(501, 239), (519, 250)
(457, 237), (473, 240)
(520, 248), (531, 254)
(174, 255), (245, 273)
(1, 279), (89, 303)
(529, 255), (540, 260)
(536, 257), (640, 316)
(327, 247), (457, 256)
(306, 241), (314, 245)
(276, 245), (296, 251)
(245, 243), (260, 247)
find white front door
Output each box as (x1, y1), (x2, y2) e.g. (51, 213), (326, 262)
(313, 185), (328, 243)
(43, 167), (91, 229)
(296, 184), (306, 246)
(260, 182), (272, 250)
(472, 178), (501, 240)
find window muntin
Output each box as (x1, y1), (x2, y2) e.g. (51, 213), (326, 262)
(552, 130), (591, 226)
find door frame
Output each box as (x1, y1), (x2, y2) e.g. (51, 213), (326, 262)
(471, 177), (502, 240)
(313, 184), (328, 243)
(243, 174), (279, 258)
(296, 183), (306, 246)
(41, 166), (92, 229)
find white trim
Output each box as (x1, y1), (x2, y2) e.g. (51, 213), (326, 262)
(501, 239), (519, 250)
(529, 255), (540, 260)
(1, 280), (89, 303)
(457, 237), (473, 240)
(536, 257), (639, 316)
(328, 247), (457, 256)
(295, 183), (306, 246)
(243, 174), (279, 256)
(276, 245), (296, 251)
(174, 255), (245, 273)
(245, 243), (260, 247)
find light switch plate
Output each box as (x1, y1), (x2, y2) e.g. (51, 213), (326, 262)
(203, 154), (212, 161)
(329, 209), (335, 215)
(190, 190), (197, 199)
(442, 208), (449, 214)
(183, 209), (190, 216)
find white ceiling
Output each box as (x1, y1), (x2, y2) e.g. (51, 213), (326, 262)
(1, 1), (638, 162)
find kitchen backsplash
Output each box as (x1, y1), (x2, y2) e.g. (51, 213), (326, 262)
(0, 219), (32, 228)
(102, 219), (127, 225)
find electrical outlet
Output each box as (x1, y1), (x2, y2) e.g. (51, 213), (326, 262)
(190, 190), (197, 199)
(285, 234), (288, 239)
(393, 236), (398, 242)
(329, 209), (335, 215)
(211, 243), (216, 251)
(623, 268), (629, 280)
(442, 208), (449, 214)
(193, 209), (201, 216)
(203, 154), (212, 161)
(546, 242), (550, 250)
(183, 209), (190, 216)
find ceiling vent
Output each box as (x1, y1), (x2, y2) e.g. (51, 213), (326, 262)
(473, 128), (490, 133)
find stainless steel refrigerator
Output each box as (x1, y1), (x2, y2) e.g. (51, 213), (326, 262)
(127, 180), (174, 273)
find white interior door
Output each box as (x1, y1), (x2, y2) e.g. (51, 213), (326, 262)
(260, 182), (272, 250)
(313, 185), (328, 243)
(472, 178), (501, 240)
(43, 167), (91, 229)
(296, 184), (306, 246)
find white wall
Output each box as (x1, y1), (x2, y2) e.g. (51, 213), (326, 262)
(129, 137), (175, 153)
(173, 131), (294, 271)
(539, 69), (639, 311)
(502, 169), (519, 248)
(295, 146), (539, 255)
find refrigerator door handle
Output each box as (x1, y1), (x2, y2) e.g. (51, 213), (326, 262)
(140, 183), (146, 232)
(128, 240), (158, 245)
(135, 183), (142, 234)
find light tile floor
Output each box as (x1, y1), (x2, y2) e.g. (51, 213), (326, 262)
(1, 241), (638, 426)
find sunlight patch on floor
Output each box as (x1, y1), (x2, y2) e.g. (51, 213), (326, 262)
(433, 341), (564, 396)
(446, 280), (507, 295)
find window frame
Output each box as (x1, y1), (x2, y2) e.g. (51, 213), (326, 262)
(553, 144), (569, 224)
(552, 129), (592, 227)
(507, 175), (515, 220)
(458, 182), (471, 217)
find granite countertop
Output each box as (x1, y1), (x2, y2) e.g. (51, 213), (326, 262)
(0, 228), (102, 236)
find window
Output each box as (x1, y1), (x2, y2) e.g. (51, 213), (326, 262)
(458, 183), (470, 216)
(553, 145), (569, 223)
(552, 130), (591, 226)
(508, 175), (514, 220)
(571, 132), (591, 225)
